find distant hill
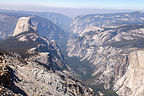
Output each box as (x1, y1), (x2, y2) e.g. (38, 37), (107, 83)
(72, 11), (144, 34)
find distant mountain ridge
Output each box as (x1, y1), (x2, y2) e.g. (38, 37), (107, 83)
(0, 9), (72, 33)
(72, 11), (144, 34)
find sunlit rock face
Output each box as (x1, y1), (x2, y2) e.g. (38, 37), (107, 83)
(114, 50), (144, 96)
(13, 17), (37, 36)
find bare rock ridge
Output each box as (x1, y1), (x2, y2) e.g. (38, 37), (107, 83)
(13, 17), (37, 36)
(0, 17), (94, 96)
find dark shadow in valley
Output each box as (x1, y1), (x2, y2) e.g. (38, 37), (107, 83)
(107, 38), (144, 48)
(7, 66), (28, 96)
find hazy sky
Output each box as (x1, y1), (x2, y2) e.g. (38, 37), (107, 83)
(1, 0), (144, 9)
(0, 0), (143, 17)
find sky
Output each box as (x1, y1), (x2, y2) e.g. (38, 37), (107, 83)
(0, 0), (143, 17)
(0, 0), (144, 9)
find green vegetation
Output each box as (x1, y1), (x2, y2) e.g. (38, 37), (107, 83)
(89, 84), (118, 96)
(63, 53), (118, 96)
(0, 34), (39, 59)
(64, 56), (95, 80)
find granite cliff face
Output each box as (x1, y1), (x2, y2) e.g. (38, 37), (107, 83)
(13, 17), (37, 36)
(114, 50), (144, 96)
(0, 17), (94, 96)
(67, 12), (144, 95)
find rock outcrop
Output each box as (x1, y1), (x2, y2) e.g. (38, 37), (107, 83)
(114, 50), (144, 96)
(12, 17), (39, 42)
(13, 17), (37, 36)
(0, 50), (23, 96)
(0, 49), (94, 96)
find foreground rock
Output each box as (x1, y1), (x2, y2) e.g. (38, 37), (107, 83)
(0, 50), (94, 96)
